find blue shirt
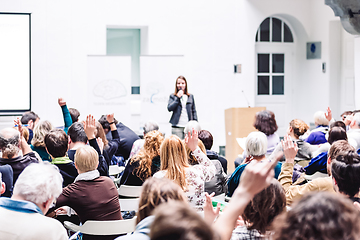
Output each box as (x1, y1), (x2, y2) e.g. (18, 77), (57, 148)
(304, 152), (328, 175)
(0, 197), (43, 215)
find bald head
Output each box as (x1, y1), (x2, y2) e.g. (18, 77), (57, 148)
(0, 128), (20, 159)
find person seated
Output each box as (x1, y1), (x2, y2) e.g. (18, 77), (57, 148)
(0, 119), (38, 184)
(120, 130), (163, 186)
(30, 120), (53, 161)
(278, 137), (353, 205)
(184, 120), (201, 138)
(304, 108), (332, 145)
(49, 145), (122, 240)
(227, 132), (282, 197)
(269, 119), (312, 167)
(346, 112), (360, 150)
(69, 107), (81, 123)
(44, 129), (78, 187)
(0, 173), (5, 196)
(99, 115), (140, 161)
(304, 126), (347, 175)
(129, 121), (159, 159)
(57, 97), (73, 134)
(230, 179), (286, 239)
(0, 163), (68, 239)
(153, 130), (215, 211)
(272, 192), (360, 240)
(0, 165), (13, 197)
(20, 111), (40, 144)
(185, 139), (226, 196)
(150, 201), (216, 240)
(116, 177), (187, 240)
(67, 117), (108, 176)
(198, 130), (228, 174)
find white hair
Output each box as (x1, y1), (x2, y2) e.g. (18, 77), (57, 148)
(313, 111), (329, 126)
(0, 128), (20, 159)
(353, 113), (360, 128)
(184, 121), (201, 135)
(245, 131), (268, 157)
(143, 121), (159, 135)
(13, 163), (63, 205)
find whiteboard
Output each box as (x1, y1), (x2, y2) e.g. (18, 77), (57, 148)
(0, 13), (30, 113)
(140, 55), (184, 137)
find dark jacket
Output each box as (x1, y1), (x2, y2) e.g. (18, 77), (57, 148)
(0, 165), (13, 197)
(206, 150), (228, 174)
(167, 94), (197, 126)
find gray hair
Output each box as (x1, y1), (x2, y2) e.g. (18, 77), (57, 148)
(353, 113), (360, 128)
(13, 163), (63, 206)
(314, 111), (329, 126)
(0, 128), (20, 159)
(184, 121), (201, 135)
(143, 121), (159, 135)
(246, 131), (268, 157)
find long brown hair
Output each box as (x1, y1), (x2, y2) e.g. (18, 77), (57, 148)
(95, 122), (108, 146)
(174, 75), (190, 96)
(185, 139), (206, 165)
(160, 135), (190, 190)
(137, 178), (187, 224)
(130, 130), (164, 180)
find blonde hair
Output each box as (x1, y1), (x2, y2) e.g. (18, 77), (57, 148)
(31, 120), (53, 147)
(289, 119), (309, 139)
(137, 178), (187, 224)
(314, 111), (330, 126)
(74, 145), (99, 172)
(185, 139), (206, 165)
(160, 135), (189, 190)
(130, 130), (164, 181)
(95, 122), (108, 147)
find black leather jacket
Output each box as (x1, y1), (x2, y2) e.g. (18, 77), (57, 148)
(167, 94), (197, 126)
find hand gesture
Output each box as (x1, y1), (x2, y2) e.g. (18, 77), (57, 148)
(58, 97), (66, 107)
(185, 129), (198, 152)
(14, 118), (23, 137)
(281, 135), (298, 163)
(96, 137), (104, 154)
(344, 114), (354, 126)
(203, 192), (220, 225)
(106, 113), (114, 123)
(325, 107), (332, 122)
(177, 90), (184, 98)
(84, 114), (96, 140)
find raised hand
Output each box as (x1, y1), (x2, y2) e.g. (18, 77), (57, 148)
(106, 113), (115, 123)
(325, 107), (332, 122)
(176, 89), (184, 98)
(84, 114), (96, 140)
(14, 117), (23, 137)
(281, 135), (298, 163)
(185, 129), (198, 152)
(203, 192), (220, 225)
(58, 97), (66, 107)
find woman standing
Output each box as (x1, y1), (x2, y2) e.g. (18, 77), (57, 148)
(167, 76), (197, 139)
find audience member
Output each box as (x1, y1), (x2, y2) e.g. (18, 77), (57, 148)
(120, 130), (163, 186)
(184, 120), (201, 137)
(99, 115), (140, 160)
(0, 173), (5, 196)
(272, 192), (360, 240)
(153, 130), (215, 211)
(69, 107), (80, 123)
(269, 119), (312, 167)
(305, 108), (332, 145)
(341, 110), (353, 122)
(50, 145), (121, 240)
(198, 129), (228, 173)
(227, 132), (282, 197)
(278, 138), (353, 205)
(347, 112), (360, 150)
(58, 97), (73, 134)
(0, 119), (38, 184)
(304, 126), (347, 175)
(0, 163), (68, 239)
(116, 178), (187, 240)
(185, 139), (226, 196)
(30, 120), (53, 161)
(0, 165), (13, 197)
(44, 129), (78, 187)
(20, 111), (40, 144)
(129, 121), (159, 159)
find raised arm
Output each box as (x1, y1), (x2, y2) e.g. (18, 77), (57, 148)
(14, 118), (32, 156)
(58, 98), (72, 134)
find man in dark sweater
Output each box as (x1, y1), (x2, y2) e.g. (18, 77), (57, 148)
(0, 120), (38, 185)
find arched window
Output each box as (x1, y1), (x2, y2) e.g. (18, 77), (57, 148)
(255, 17), (293, 43)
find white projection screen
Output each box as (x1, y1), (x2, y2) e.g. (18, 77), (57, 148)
(0, 13), (31, 114)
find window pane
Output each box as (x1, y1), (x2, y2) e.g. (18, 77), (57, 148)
(272, 18), (281, 42)
(258, 76), (269, 95)
(272, 76), (284, 95)
(284, 23), (293, 42)
(255, 30), (258, 42)
(260, 18), (270, 42)
(258, 54), (269, 73)
(272, 54), (284, 73)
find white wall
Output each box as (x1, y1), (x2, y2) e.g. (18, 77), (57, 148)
(0, 0), (354, 156)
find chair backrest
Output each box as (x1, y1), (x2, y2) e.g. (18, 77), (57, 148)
(119, 198), (140, 212)
(64, 217), (137, 235)
(109, 165), (125, 176)
(118, 185), (142, 198)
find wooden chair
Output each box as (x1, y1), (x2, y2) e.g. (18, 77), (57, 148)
(64, 217), (137, 236)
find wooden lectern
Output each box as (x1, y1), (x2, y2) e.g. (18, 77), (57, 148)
(225, 107), (266, 173)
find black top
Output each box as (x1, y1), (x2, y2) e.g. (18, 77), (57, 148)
(0, 165), (13, 197)
(105, 123), (139, 160)
(55, 162), (78, 187)
(120, 156), (161, 186)
(206, 150), (227, 174)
